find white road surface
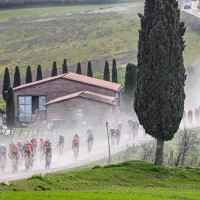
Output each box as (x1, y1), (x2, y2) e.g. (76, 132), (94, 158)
(181, 1), (200, 18)
(0, 128), (151, 183)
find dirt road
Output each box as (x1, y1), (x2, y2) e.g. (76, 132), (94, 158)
(181, 1), (200, 18)
(0, 128), (151, 183)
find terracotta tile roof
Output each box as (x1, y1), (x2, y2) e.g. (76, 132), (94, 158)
(46, 91), (117, 106)
(62, 73), (123, 91)
(13, 72), (123, 92)
(13, 74), (64, 91)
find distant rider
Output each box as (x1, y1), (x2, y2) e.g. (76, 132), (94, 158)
(0, 144), (7, 162)
(86, 128), (94, 152)
(58, 135), (65, 148)
(10, 143), (19, 160)
(44, 139), (52, 159)
(72, 134), (80, 157)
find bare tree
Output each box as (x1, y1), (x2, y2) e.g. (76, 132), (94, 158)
(175, 128), (200, 167)
(141, 141), (156, 162)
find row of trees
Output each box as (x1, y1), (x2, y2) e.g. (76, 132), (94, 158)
(2, 59), (119, 101)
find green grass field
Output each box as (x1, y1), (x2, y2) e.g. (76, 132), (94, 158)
(0, 161), (200, 200)
(0, 2), (199, 82)
(0, 3), (142, 79)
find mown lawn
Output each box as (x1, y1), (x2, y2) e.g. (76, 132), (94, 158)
(0, 160), (200, 200)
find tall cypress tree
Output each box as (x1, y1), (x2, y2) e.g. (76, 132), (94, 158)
(62, 59), (68, 74)
(6, 86), (15, 133)
(112, 59), (118, 83)
(123, 63), (137, 111)
(103, 60), (110, 81)
(2, 67), (10, 101)
(76, 62), (82, 75)
(26, 66), (32, 83)
(87, 61), (93, 77)
(13, 66), (21, 88)
(51, 61), (57, 77)
(134, 0), (186, 165)
(36, 65), (43, 81)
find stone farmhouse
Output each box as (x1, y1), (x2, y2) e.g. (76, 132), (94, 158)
(13, 73), (123, 127)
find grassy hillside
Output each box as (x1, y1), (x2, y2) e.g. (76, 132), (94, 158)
(0, 3), (141, 81)
(0, 160), (200, 200)
(0, 2), (199, 85)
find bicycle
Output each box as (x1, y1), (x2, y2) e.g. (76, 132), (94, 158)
(11, 154), (18, 174)
(73, 145), (79, 160)
(45, 152), (51, 169)
(24, 153), (33, 172)
(0, 155), (6, 172)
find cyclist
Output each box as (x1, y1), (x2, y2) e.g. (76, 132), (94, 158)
(39, 138), (45, 153)
(31, 137), (38, 156)
(24, 142), (32, 158)
(44, 140), (52, 168)
(10, 143), (19, 173)
(86, 128), (94, 152)
(72, 134), (80, 159)
(0, 144), (7, 159)
(110, 128), (116, 146)
(57, 135), (65, 154)
(115, 128), (121, 145)
(187, 110), (193, 125)
(132, 120), (139, 137)
(10, 143), (19, 159)
(44, 140), (52, 157)
(24, 141), (33, 171)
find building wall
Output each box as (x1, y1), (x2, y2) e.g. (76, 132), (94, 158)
(47, 97), (116, 124)
(14, 78), (119, 118)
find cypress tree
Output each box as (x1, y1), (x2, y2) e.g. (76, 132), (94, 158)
(26, 66), (32, 83)
(51, 61), (57, 77)
(62, 59), (68, 74)
(123, 63), (137, 111)
(76, 62), (82, 75)
(134, 0), (186, 165)
(36, 65), (43, 81)
(103, 60), (110, 81)
(87, 61), (93, 77)
(13, 66), (21, 88)
(2, 67), (10, 101)
(6, 86), (15, 133)
(112, 59), (118, 83)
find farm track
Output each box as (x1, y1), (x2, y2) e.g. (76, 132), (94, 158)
(0, 127), (151, 183)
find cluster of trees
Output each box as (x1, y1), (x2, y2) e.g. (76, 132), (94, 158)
(141, 128), (200, 167)
(2, 59), (120, 98)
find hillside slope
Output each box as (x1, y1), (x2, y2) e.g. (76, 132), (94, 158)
(0, 0), (142, 7)
(0, 160), (200, 200)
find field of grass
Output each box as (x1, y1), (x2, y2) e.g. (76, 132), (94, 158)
(0, 160), (200, 200)
(0, 2), (199, 83)
(0, 2), (142, 80)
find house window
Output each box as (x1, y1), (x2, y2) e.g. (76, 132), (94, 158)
(39, 96), (46, 111)
(19, 96), (32, 122)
